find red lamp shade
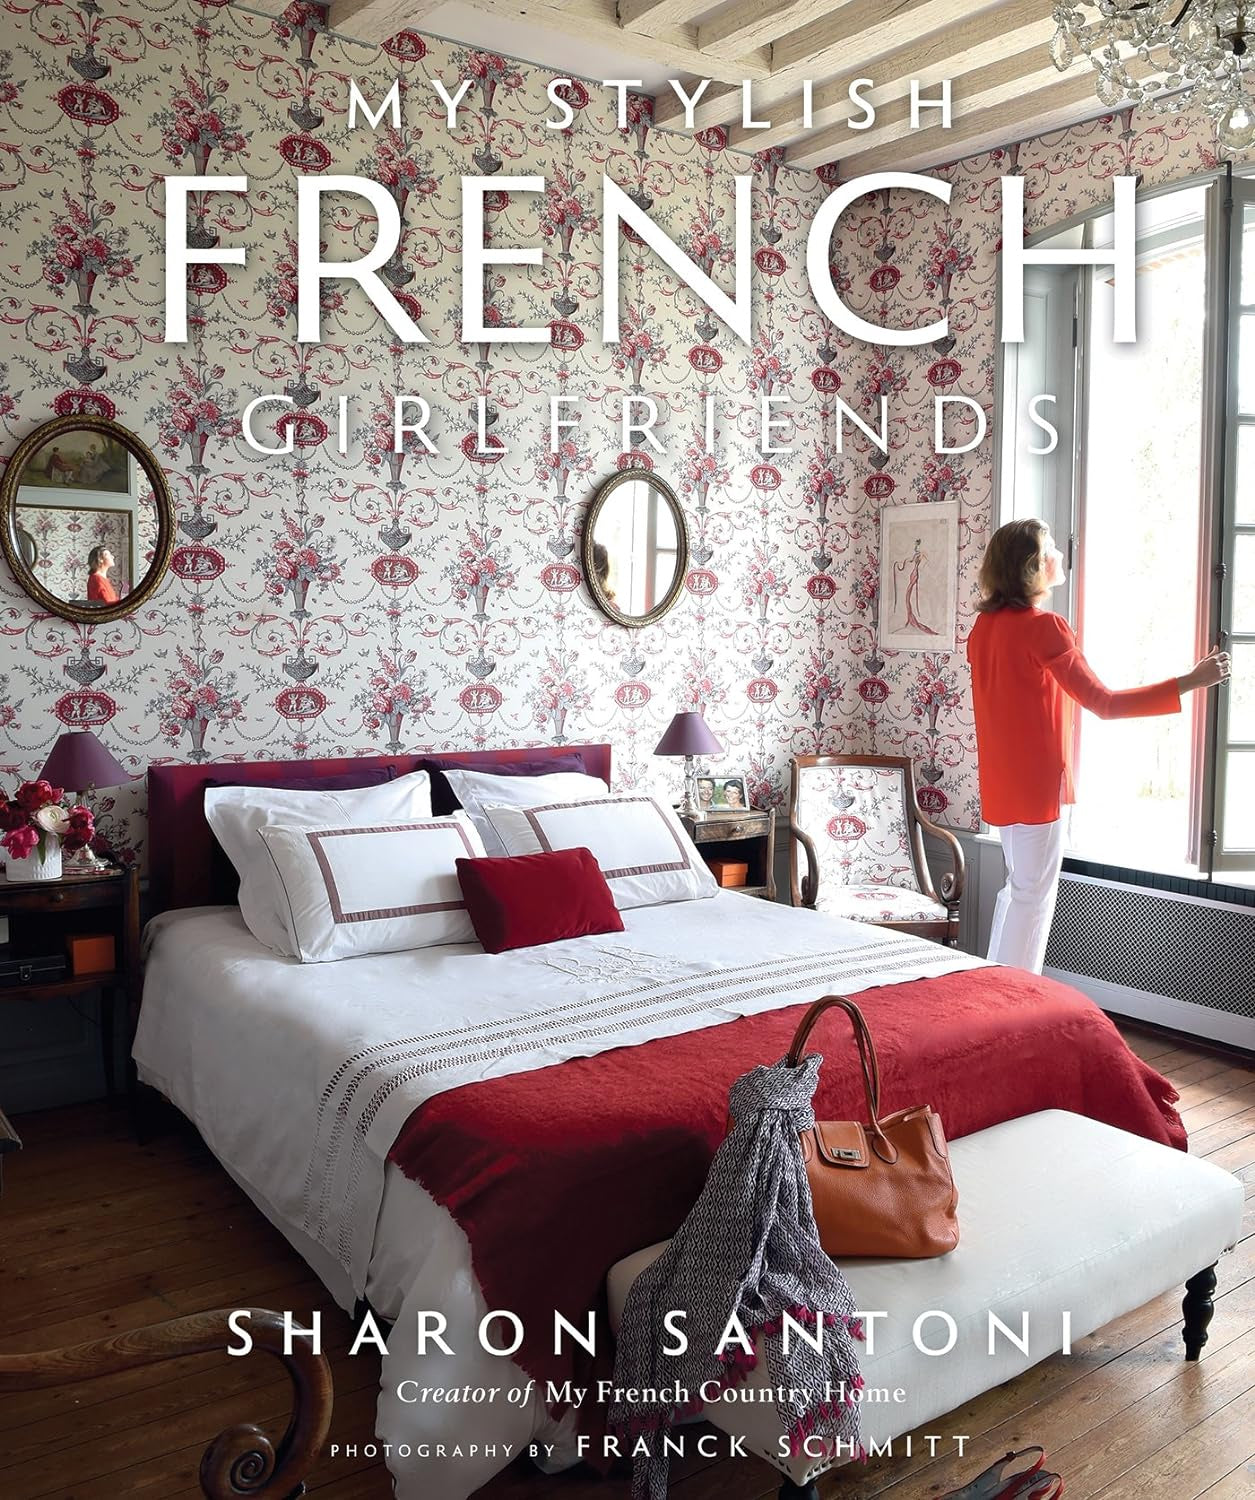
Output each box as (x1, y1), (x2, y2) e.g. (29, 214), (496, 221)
(654, 711), (723, 758)
(39, 731), (130, 791)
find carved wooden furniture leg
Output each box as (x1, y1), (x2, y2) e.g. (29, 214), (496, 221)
(1182, 1264), (1217, 1360)
(779, 1480), (820, 1500)
(0, 1307), (333, 1498)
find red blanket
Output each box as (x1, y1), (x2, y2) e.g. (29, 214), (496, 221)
(388, 965), (1183, 1388)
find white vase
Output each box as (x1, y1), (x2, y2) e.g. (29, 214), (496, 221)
(5, 838), (63, 883)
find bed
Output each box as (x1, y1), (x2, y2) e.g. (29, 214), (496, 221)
(133, 746), (1186, 1500)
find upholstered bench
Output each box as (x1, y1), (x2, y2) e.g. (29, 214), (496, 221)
(607, 1110), (1243, 1500)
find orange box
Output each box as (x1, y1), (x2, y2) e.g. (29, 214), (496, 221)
(708, 859), (749, 888)
(67, 933), (115, 976)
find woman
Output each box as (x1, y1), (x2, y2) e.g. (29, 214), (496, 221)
(86, 546), (118, 604)
(967, 518), (1229, 973)
(591, 542), (616, 604)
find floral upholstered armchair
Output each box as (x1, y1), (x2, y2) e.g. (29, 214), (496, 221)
(788, 754), (965, 946)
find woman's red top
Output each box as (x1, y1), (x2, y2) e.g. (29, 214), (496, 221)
(87, 572), (118, 603)
(966, 606), (1181, 826)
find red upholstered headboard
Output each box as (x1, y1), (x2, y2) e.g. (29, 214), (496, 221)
(147, 744), (613, 915)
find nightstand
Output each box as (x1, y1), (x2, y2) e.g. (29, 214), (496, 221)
(680, 809), (777, 901)
(0, 866), (140, 1099)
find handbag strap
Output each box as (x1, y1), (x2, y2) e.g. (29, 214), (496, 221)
(786, 994), (883, 1127)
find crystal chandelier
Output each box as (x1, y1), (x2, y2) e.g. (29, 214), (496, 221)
(1050, 1), (1255, 148)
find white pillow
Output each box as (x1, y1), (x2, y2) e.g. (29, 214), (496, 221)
(257, 814), (485, 962)
(441, 768), (608, 856)
(204, 770), (431, 953)
(482, 794), (717, 910)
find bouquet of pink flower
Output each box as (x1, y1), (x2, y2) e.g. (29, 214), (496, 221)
(0, 779), (95, 864)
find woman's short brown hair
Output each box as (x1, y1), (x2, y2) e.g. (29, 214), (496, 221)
(976, 518), (1048, 612)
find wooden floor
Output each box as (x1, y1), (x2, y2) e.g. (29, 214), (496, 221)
(1, 1022), (1252, 1500)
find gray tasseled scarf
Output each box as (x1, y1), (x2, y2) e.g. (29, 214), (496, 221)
(609, 1055), (865, 1500)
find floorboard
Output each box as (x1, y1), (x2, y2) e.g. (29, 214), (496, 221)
(1, 1021), (1251, 1500)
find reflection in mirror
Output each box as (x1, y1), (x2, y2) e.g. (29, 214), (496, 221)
(582, 470), (689, 628)
(1, 416), (174, 624)
(15, 523), (37, 570)
(18, 503), (135, 605)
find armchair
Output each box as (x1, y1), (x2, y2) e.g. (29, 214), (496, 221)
(788, 753), (965, 946)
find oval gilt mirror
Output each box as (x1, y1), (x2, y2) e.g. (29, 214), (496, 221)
(582, 470), (689, 629)
(0, 415), (175, 624)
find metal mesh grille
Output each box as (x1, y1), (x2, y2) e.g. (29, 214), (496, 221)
(1045, 878), (1255, 1021)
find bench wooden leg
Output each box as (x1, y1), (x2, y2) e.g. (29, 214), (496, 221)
(1182, 1264), (1217, 1360)
(779, 1481), (819, 1500)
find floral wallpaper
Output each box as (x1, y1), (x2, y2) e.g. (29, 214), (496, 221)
(0, 0), (854, 864)
(0, 0), (1242, 867)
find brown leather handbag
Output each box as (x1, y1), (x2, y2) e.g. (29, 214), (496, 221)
(787, 994), (959, 1259)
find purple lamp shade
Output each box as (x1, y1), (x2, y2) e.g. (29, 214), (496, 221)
(654, 711), (723, 758)
(39, 731), (131, 792)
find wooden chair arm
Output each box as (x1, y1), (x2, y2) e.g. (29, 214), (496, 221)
(0, 1308), (332, 1499)
(913, 811), (966, 907)
(787, 818), (820, 908)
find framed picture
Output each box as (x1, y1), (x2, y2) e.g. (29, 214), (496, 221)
(878, 500), (959, 652)
(696, 774), (751, 813)
(16, 428), (130, 492)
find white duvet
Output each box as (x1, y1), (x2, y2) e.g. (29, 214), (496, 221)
(135, 893), (984, 1500)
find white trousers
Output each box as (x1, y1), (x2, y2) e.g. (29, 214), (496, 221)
(987, 818), (1066, 974)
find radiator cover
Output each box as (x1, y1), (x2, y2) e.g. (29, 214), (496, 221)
(1043, 873), (1255, 1047)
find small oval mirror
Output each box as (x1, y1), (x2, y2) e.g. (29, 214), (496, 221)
(582, 470), (689, 628)
(1, 416), (175, 623)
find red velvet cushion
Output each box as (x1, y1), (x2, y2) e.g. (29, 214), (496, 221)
(455, 847), (624, 954)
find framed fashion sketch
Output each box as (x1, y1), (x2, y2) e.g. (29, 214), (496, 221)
(878, 501), (958, 652)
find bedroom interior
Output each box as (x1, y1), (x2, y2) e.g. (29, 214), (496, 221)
(0, 1), (1253, 1498)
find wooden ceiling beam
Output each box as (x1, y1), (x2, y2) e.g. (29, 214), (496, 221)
(770, 0), (1001, 83)
(654, 77), (805, 133)
(654, 80), (734, 132)
(617, 0), (714, 37)
(698, 0), (845, 60)
(326, 0), (446, 38)
(655, 0), (1037, 138)
(451, 0), (771, 81)
(724, 0), (1056, 152)
(837, 67), (1147, 176)
(785, 46), (1071, 168)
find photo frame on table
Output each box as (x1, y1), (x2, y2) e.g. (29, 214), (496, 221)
(878, 500), (959, 652)
(696, 774), (751, 813)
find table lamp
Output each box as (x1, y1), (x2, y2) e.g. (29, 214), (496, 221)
(39, 730), (131, 873)
(654, 711), (723, 822)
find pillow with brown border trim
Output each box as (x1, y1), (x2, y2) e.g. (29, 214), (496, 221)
(481, 795), (717, 910)
(256, 813), (484, 962)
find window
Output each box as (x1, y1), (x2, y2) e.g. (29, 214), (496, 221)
(595, 478), (677, 615)
(999, 172), (1253, 879)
